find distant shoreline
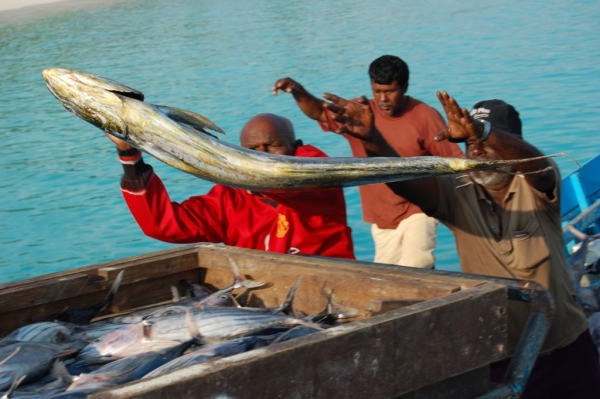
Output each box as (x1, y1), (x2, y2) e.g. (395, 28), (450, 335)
(0, 0), (68, 13)
(0, 0), (127, 22)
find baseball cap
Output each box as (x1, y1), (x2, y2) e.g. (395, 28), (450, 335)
(470, 99), (522, 136)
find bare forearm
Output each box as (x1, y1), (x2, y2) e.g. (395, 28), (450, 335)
(292, 90), (328, 122)
(479, 125), (555, 192)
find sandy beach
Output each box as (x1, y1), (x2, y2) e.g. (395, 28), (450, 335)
(0, 0), (67, 12)
(0, 0), (126, 22)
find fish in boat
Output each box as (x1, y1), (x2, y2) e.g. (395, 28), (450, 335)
(1, 322), (72, 345)
(47, 271), (124, 325)
(143, 336), (258, 379)
(41, 68), (549, 193)
(142, 306), (317, 342)
(75, 322), (181, 363)
(76, 310), (202, 363)
(64, 338), (198, 392)
(0, 342), (76, 391)
(108, 256), (262, 324)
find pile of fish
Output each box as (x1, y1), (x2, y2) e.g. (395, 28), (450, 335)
(0, 258), (354, 398)
(565, 226), (600, 351)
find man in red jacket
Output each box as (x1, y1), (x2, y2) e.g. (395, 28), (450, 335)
(106, 113), (355, 259)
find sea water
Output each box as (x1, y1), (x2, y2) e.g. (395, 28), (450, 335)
(0, 0), (599, 283)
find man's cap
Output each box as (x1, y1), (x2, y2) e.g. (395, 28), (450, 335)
(469, 99), (522, 136)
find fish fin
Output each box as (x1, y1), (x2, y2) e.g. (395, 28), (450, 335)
(2, 370), (26, 399)
(161, 106), (226, 136)
(0, 347), (20, 366)
(271, 276), (302, 315)
(90, 270), (125, 317)
(171, 286), (181, 302)
(52, 360), (74, 384)
(325, 288), (359, 319)
(227, 256), (265, 289)
(229, 293), (243, 308)
(185, 309), (201, 340)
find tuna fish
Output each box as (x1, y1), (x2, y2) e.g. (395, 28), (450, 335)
(142, 336), (257, 379)
(1, 322), (72, 345)
(0, 342), (75, 391)
(41, 68), (548, 193)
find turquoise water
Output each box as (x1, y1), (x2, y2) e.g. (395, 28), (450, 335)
(0, 0), (599, 283)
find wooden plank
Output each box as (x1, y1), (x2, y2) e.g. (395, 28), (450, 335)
(394, 366), (490, 399)
(194, 244), (483, 289)
(194, 249), (464, 317)
(0, 273), (106, 313)
(369, 299), (426, 316)
(90, 283), (506, 399)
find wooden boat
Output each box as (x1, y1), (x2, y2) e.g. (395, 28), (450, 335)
(561, 153), (600, 254)
(0, 244), (551, 399)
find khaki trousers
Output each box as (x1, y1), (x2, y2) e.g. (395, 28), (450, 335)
(371, 213), (437, 268)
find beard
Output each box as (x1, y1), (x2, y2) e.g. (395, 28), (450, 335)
(469, 165), (515, 190)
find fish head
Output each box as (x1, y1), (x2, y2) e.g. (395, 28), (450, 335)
(78, 324), (142, 360)
(41, 68), (144, 139)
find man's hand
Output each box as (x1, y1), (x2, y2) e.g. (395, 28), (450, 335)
(105, 131), (133, 151)
(322, 94), (374, 141)
(272, 77), (305, 96)
(434, 91), (482, 143)
(272, 77), (327, 122)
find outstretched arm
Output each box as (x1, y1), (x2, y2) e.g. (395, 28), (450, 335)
(272, 78), (328, 122)
(434, 92), (555, 195)
(322, 92), (440, 213)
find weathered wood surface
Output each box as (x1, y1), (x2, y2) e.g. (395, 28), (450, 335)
(0, 244), (508, 398)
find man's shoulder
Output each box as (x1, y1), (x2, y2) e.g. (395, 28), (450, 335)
(295, 144), (328, 158)
(406, 97), (443, 116)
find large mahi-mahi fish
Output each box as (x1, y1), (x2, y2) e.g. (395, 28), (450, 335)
(42, 68), (543, 192)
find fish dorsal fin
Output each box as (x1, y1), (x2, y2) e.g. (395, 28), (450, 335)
(227, 256), (264, 289)
(158, 105), (225, 138)
(171, 286), (181, 302)
(271, 276), (302, 316)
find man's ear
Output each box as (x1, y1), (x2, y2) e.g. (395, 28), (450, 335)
(402, 82), (409, 94)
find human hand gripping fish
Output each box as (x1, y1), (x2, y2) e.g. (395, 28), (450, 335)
(43, 68), (555, 192)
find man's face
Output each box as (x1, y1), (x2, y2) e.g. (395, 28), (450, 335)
(240, 127), (296, 156)
(371, 80), (407, 116)
(466, 138), (514, 189)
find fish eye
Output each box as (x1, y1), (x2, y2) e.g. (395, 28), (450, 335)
(220, 295), (228, 300)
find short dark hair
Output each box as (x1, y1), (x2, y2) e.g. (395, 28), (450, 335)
(368, 55), (409, 86)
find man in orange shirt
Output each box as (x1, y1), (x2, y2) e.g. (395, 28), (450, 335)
(273, 55), (463, 268)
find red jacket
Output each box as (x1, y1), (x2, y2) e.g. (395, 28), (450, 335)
(119, 145), (355, 259)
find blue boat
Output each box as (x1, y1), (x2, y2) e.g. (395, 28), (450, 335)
(561, 154), (600, 256)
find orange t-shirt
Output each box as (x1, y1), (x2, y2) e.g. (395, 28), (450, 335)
(320, 97), (464, 229)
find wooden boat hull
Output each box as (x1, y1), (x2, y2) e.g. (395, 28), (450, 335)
(0, 244), (509, 399)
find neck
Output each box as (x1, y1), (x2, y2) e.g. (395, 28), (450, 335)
(392, 96), (409, 117)
(482, 182), (511, 206)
